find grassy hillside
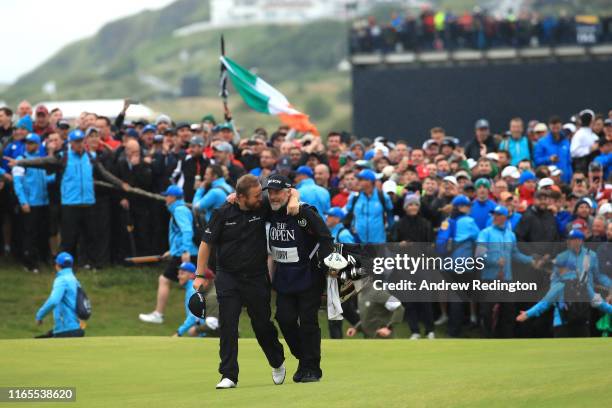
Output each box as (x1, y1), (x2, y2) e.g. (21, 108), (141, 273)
(2, 337), (611, 407)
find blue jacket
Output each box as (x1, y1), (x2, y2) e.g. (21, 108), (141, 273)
(555, 210), (572, 239)
(486, 212), (522, 231)
(470, 199), (497, 230)
(60, 149), (96, 205)
(436, 214), (480, 260)
(527, 247), (612, 326)
(177, 280), (204, 336)
(168, 199), (199, 257)
(499, 136), (531, 166)
(35, 268), (82, 334)
(534, 133), (573, 183)
(345, 190), (394, 244)
(193, 178), (234, 222)
(329, 223), (356, 244)
(476, 224), (533, 280)
(12, 151), (54, 207)
(296, 178), (330, 216)
(593, 152), (611, 180)
(2, 139), (25, 171)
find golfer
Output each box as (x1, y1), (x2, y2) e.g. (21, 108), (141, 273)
(193, 174), (299, 389)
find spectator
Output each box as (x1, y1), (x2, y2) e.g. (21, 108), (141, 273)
(295, 165), (330, 216)
(534, 116), (573, 183)
(470, 178), (497, 230)
(173, 136), (209, 203)
(499, 118), (532, 166)
(571, 109), (599, 174)
(193, 164), (234, 222)
(465, 119), (497, 160)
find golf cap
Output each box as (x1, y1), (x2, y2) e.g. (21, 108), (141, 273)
(466, 158), (478, 169)
(201, 114), (216, 124)
(218, 122), (232, 131)
(491, 205), (509, 217)
(357, 169), (376, 182)
(548, 166), (562, 177)
(382, 180), (397, 195)
(475, 118), (489, 129)
(326, 207), (346, 220)
(56, 119), (70, 130)
(463, 182), (475, 192)
(474, 178), (491, 189)
(179, 262), (196, 274)
(25, 133), (41, 144)
(55, 252), (74, 267)
(188, 291), (207, 319)
(142, 124), (156, 134)
(562, 123), (576, 133)
(604, 118), (612, 127)
(155, 114), (172, 125)
(501, 166), (520, 179)
(598, 203), (612, 216)
(589, 161), (603, 172)
(189, 136), (205, 147)
(296, 165), (314, 178)
(422, 139), (439, 150)
(455, 170), (470, 180)
(68, 129), (85, 142)
(443, 175), (458, 186)
(175, 122), (190, 131)
(451, 195), (471, 207)
(162, 185), (183, 197)
(16, 116), (33, 132)
(441, 138), (456, 148)
(518, 171), (536, 185)
(35, 105), (49, 115)
(485, 152), (499, 162)
(538, 178), (554, 189)
(190, 123), (202, 131)
(213, 142), (233, 153)
(262, 174), (292, 191)
(85, 127), (99, 137)
(125, 128), (139, 138)
(364, 150), (375, 161)
(534, 123), (548, 133)
(568, 229), (585, 240)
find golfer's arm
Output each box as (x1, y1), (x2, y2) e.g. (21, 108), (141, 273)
(196, 241), (211, 275)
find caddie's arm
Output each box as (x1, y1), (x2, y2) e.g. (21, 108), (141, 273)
(194, 242), (211, 291)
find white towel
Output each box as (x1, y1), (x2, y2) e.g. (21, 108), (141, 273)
(327, 277), (343, 320)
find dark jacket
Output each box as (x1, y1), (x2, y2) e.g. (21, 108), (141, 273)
(465, 135), (498, 160)
(515, 206), (560, 256)
(392, 214), (434, 243)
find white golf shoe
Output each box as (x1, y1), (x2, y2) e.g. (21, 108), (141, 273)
(216, 378), (237, 389)
(434, 315), (448, 326)
(410, 333), (421, 340)
(427, 331), (436, 339)
(138, 311), (164, 324)
(272, 363), (286, 385)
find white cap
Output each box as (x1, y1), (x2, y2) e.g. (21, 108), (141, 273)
(485, 152), (499, 161)
(382, 180), (397, 194)
(538, 178), (554, 189)
(548, 165), (562, 177)
(443, 175), (458, 186)
(373, 143), (389, 157)
(533, 123), (548, 133)
(598, 202), (612, 216)
(501, 166), (520, 179)
(466, 158), (477, 169)
(382, 165), (395, 178)
(563, 123), (576, 133)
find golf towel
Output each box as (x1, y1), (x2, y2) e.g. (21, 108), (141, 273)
(327, 277), (343, 320)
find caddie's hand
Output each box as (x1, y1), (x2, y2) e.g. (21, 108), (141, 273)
(346, 327), (357, 337)
(21, 204), (31, 214)
(516, 311), (528, 322)
(193, 277), (206, 291)
(226, 192), (237, 204)
(376, 327), (392, 338)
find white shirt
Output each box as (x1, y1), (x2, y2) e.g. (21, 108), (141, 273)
(570, 127), (598, 158)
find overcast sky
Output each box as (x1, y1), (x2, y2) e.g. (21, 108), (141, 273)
(0, 0), (175, 84)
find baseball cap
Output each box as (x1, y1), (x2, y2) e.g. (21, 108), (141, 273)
(125, 128), (139, 138)
(563, 123), (576, 133)
(568, 229), (585, 240)
(455, 170), (470, 180)
(326, 207), (346, 220)
(475, 118), (489, 129)
(188, 291), (207, 319)
(56, 119), (70, 130)
(518, 171), (536, 185)
(35, 105), (49, 115)
(589, 161), (603, 172)
(142, 124), (157, 133)
(190, 136), (205, 147)
(262, 174), (293, 191)
(364, 150), (375, 161)
(85, 127), (99, 137)
(175, 122), (190, 131)
(357, 169), (376, 182)
(548, 166), (562, 177)
(382, 180), (397, 195)
(296, 165), (314, 178)
(55, 252), (74, 267)
(598, 202), (612, 216)
(538, 178), (554, 190)
(534, 123), (548, 133)
(500, 191), (514, 202)
(466, 158), (478, 169)
(68, 129), (85, 142)
(604, 118), (612, 127)
(452, 195), (471, 207)
(162, 185), (183, 197)
(178, 262), (196, 274)
(155, 114), (172, 125)
(25, 133), (41, 144)
(485, 152), (499, 162)
(16, 116), (33, 132)
(217, 122), (232, 131)
(443, 175), (458, 186)
(501, 166), (520, 179)
(201, 114), (216, 124)
(491, 205), (509, 217)
(213, 142), (233, 153)
(474, 178), (491, 189)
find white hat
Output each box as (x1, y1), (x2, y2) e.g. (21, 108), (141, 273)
(533, 123), (548, 133)
(548, 165), (562, 177)
(443, 175), (458, 186)
(485, 152), (499, 161)
(563, 123), (576, 133)
(373, 143), (389, 157)
(382, 165), (395, 178)
(382, 180), (397, 194)
(466, 158), (477, 169)
(538, 178), (554, 189)
(155, 114), (172, 125)
(501, 166), (520, 179)
(598, 203), (612, 216)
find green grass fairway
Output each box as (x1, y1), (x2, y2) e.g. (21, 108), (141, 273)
(1, 337), (611, 408)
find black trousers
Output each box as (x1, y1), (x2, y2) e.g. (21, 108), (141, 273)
(405, 302), (434, 335)
(216, 271), (284, 383)
(275, 281), (323, 375)
(90, 196), (111, 267)
(22, 205), (49, 269)
(553, 322), (590, 338)
(35, 329), (85, 338)
(60, 205), (96, 265)
(479, 302), (515, 338)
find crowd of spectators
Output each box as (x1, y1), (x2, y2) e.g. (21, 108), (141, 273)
(349, 8), (612, 54)
(1, 98), (611, 338)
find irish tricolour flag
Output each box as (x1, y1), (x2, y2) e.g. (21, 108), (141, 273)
(220, 56), (319, 135)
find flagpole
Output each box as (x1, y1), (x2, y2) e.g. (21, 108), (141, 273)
(219, 34), (240, 142)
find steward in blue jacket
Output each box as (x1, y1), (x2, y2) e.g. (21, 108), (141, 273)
(35, 253), (85, 338)
(12, 134), (55, 272)
(295, 165), (330, 217)
(325, 207), (355, 244)
(533, 126), (573, 184)
(193, 165), (234, 222)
